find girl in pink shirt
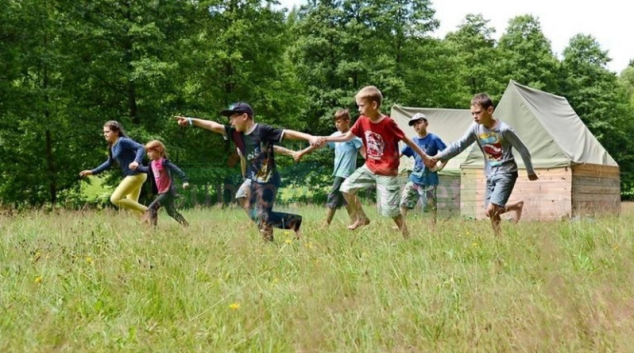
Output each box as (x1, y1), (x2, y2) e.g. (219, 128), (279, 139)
(139, 140), (189, 227)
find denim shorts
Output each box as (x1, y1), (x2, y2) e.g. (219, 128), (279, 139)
(485, 171), (518, 208)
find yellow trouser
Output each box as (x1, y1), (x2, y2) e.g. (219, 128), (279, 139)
(110, 174), (148, 215)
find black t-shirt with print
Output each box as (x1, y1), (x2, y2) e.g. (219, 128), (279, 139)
(225, 124), (284, 186)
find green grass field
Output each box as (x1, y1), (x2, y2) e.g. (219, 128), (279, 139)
(1, 203), (633, 352)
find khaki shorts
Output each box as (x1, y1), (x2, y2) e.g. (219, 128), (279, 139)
(340, 165), (401, 217)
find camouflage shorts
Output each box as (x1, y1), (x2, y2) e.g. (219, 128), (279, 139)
(400, 181), (437, 211)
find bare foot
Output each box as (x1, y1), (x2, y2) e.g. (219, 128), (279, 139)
(402, 227), (410, 238)
(348, 218), (370, 230)
(514, 201), (524, 224)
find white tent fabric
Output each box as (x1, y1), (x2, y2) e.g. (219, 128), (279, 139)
(390, 106), (475, 176)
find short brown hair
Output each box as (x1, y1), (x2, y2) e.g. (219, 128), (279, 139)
(145, 140), (167, 157)
(355, 85), (383, 108)
(334, 109), (351, 121)
(471, 93), (494, 109)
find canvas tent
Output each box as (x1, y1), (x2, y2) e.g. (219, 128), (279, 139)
(460, 80), (620, 220)
(390, 106), (474, 214)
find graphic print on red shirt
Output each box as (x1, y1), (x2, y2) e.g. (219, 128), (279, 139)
(350, 115), (405, 176)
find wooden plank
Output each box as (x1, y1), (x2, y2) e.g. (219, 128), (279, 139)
(572, 165), (620, 178)
(572, 176), (621, 187)
(572, 193), (620, 203)
(572, 164), (620, 174)
(572, 185), (621, 194)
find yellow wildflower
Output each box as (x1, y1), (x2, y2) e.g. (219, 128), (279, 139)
(86, 256), (93, 264)
(34, 276), (42, 284)
(229, 303), (240, 310)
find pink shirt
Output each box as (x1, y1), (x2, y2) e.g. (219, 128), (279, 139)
(151, 158), (172, 194)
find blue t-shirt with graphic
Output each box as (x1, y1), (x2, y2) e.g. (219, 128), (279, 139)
(401, 133), (446, 185)
(328, 131), (363, 178)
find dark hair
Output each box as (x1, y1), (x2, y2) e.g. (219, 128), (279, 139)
(104, 120), (129, 160)
(334, 109), (351, 121)
(471, 93), (494, 109)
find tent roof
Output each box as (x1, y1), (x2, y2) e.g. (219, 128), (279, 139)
(390, 106), (475, 176)
(462, 80), (618, 168)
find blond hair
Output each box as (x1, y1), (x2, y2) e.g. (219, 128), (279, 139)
(355, 86), (383, 108)
(145, 140), (167, 158)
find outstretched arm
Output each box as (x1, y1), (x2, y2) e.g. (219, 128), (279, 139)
(402, 136), (432, 166)
(324, 130), (355, 143)
(175, 116), (225, 135)
(434, 125), (477, 162)
(282, 129), (322, 147)
(505, 130), (538, 180)
(274, 145), (298, 157)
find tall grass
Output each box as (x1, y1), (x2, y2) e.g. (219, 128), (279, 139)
(1, 204), (633, 352)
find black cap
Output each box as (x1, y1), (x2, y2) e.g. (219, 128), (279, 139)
(220, 102), (254, 117)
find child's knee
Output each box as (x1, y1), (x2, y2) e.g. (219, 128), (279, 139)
(110, 194), (122, 206)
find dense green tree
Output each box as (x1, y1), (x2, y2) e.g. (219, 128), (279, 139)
(560, 34), (634, 191)
(498, 15), (559, 92)
(445, 14), (505, 102)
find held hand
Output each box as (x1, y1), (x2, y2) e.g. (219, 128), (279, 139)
(79, 170), (93, 178)
(183, 182), (190, 189)
(129, 161), (139, 170)
(174, 116), (189, 127)
(423, 156), (437, 169)
(309, 136), (324, 147)
(292, 151), (303, 163)
(528, 173), (539, 181)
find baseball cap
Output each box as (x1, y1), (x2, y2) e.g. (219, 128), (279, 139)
(408, 112), (427, 126)
(220, 102), (254, 117)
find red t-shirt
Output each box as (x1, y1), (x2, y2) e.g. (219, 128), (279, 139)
(350, 115), (405, 176)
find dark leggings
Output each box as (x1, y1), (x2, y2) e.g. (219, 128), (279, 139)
(148, 192), (189, 226)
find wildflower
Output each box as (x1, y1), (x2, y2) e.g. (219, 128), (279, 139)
(285, 239), (292, 244)
(34, 276), (42, 284)
(229, 303), (240, 310)
(472, 242), (478, 247)
(284, 231), (291, 237)
(86, 256), (93, 264)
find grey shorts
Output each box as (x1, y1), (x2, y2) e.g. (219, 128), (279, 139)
(326, 177), (347, 209)
(400, 181), (437, 211)
(485, 172), (518, 208)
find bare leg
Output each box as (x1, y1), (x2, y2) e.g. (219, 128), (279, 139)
(324, 207), (336, 226)
(486, 204), (503, 236)
(501, 201), (524, 223)
(392, 214), (410, 238)
(343, 192), (370, 230)
(400, 206), (409, 218)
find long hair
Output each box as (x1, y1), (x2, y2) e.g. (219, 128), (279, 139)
(104, 120), (128, 160)
(145, 140), (168, 158)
